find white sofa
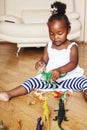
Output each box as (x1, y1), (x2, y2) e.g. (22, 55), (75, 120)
(0, 0), (81, 56)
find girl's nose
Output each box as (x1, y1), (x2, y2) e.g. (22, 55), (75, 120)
(54, 34), (59, 40)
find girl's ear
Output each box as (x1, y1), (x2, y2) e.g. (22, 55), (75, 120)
(68, 27), (71, 34)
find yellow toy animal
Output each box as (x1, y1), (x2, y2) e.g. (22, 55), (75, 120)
(43, 97), (50, 130)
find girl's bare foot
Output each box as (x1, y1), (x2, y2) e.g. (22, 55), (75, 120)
(83, 90), (87, 101)
(0, 92), (10, 101)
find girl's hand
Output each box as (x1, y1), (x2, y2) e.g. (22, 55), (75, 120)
(51, 69), (61, 81)
(35, 60), (45, 70)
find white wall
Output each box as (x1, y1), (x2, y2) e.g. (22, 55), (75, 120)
(84, 0), (87, 42)
(5, 0), (74, 17)
(74, 0), (86, 41)
(0, 0), (4, 15)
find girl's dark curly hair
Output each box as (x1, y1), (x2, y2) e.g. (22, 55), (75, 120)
(48, 1), (71, 28)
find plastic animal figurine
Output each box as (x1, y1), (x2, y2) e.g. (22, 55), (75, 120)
(52, 91), (70, 100)
(37, 64), (56, 89)
(53, 94), (69, 130)
(60, 91), (67, 102)
(60, 91), (70, 102)
(38, 64), (67, 90)
(52, 91), (62, 98)
(34, 90), (45, 101)
(43, 97), (50, 130)
(41, 71), (56, 89)
(36, 117), (43, 130)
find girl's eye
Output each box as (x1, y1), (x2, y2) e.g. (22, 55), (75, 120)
(58, 32), (63, 35)
(49, 32), (63, 36)
(50, 32), (54, 36)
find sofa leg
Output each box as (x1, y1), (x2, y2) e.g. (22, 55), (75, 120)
(16, 47), (21, 56)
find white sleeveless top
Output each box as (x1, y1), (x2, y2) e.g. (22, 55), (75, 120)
(46, 41), (84, 81)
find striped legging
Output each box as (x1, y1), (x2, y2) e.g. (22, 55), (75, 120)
(21, 76), (87, 93)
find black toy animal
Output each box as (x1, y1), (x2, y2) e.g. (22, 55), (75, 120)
(36, 117), (43, 130)
(53, 99), (68, 130)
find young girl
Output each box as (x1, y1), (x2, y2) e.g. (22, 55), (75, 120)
(0, 1), (87, 101)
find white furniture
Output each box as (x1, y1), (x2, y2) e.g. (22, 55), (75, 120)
(0, 0), (81, 56)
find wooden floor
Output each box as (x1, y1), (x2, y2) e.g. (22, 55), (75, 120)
(0, 42), (87, 130)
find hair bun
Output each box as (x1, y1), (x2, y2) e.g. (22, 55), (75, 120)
(50, 1), (66, 15)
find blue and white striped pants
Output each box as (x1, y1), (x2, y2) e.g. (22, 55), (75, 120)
(21, 76), (87, 93)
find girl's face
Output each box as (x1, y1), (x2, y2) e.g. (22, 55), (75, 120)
(48, 19), (70, 46)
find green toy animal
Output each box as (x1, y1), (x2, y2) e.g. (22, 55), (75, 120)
(38, 65), (67, 90)
(41, 71), (56, 89)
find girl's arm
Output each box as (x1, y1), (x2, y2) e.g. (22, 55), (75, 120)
(51, 45), (79, 81)
(58, 45), (78, 73)
(35, 44), (49, 70)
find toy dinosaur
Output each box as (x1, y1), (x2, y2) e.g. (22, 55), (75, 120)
(34, 90), (45, 101)
(60, 91), (70, 102)
(60, 91), (67, 102)
(52, 91), (70, 100)
(36, 117), (43, 130)
(52, 91), (62, 98)
(38, 64), (67, 90)
(41, 71), (56, 89)
(43, 97), (50, 130)
(53, 92), (69, 130)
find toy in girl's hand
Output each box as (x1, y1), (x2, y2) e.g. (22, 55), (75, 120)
(37, 64), (67, 90)
(43, 97), (50, 130)
(37, 63), (56, 89)
(41, 71), (67, 89)
(36, 117), (43, 130)
(41, 71), (56, 90)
